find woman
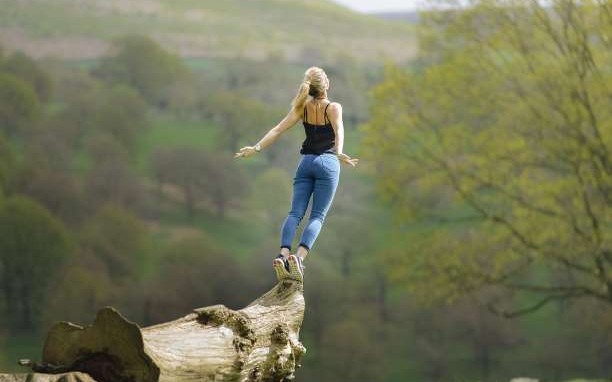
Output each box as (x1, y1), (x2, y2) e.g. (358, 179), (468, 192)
(234, 66), (359, 282)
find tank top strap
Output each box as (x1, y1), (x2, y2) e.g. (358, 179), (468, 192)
(324, 102), (331, 124)
(303, 105), (307, 121)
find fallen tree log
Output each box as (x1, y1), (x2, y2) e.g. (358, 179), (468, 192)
(0, 372), (96, 382)
(12, 280), (305, 382)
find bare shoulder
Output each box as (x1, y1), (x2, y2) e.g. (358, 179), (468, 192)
(327, 101), (343, 116)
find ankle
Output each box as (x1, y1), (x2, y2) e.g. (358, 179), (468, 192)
(296, 244), (309, 259)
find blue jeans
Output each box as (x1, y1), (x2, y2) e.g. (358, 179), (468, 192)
(280, 153), (340, 252)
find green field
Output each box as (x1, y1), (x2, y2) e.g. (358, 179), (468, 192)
(135, 113), (219, 174)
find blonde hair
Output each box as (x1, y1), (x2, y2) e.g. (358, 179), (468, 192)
(291, 66), (329, 116)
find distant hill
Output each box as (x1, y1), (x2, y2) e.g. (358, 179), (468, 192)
(0, 0), (417, 64)
(371, 11), (421, 24)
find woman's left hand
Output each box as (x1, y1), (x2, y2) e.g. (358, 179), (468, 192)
(234, 146), (257, 159)
(337, 152), (359, 167)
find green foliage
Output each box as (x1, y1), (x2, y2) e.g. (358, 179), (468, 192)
(42, 75), (149, 170)
(10, 154), (85, 224)
(135, 114), (218, 174)
(199, 152), (249, 218)
(78, 203), (149, 280)
(92, 84), (150, 151)
(246, 168), (291, 232)
(363, 1), (612, 312)
(0, 195), (73, 330)
(93, 34), (192, 109)
(146, 234), (242, 322)
(0, 73), (40, 137)
(151, 146), (248, 219)
(0, 132), (16, 192)
(82, 133), (145, 210)
(205, 91), (280, 152)
(0, 51), (53, 102)
(42, 261), (118, 328)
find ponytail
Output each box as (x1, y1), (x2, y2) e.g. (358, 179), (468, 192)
(291, 67), (327, 116)
(291, 80), (311, 116)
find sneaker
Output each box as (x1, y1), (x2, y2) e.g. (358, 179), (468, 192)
(275, 254), (290, 271)
(287, 254), (305, 283)
(273, 254), (291, 281)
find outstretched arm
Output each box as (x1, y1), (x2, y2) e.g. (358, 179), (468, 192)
(328, 102), (359, 167)
(234, 109), (301, 158)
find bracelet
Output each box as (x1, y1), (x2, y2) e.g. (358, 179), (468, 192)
(254, 143), (262, 152)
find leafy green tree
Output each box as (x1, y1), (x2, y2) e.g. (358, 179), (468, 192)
(92, 84), (149, 151)
(0, 195), (73, 330)
(78, 202), (148, 281)
(1, 51), (52, 102)
(0, 73), (40, 137)
(83, 133), (145, 211)
(362, 0), (612, 315)
(42, 260), (117, 328)
(151, 147), (248, 219)
(441, 292), (521, 380)
(200, 152), (248, 218)
(93, 34), (192, 109)
(41, 73), (148, 156)
(151, 146), (210, 220)
(12, 158), (84, 225)
(22, 121), (76, 173)
(0, 132), (16, 192)
(41, 68), (103, 153)
(146, 234), (242, 323)
(325, 56), (376, 125)
(246, 168), (291, 232)
(206, 91), (278, 152)
(318, 318), (385, 381)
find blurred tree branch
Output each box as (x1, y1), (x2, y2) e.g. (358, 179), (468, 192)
(362, 0), (612, 315)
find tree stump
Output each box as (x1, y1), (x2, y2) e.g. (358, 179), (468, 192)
(16, 280), (305, 382)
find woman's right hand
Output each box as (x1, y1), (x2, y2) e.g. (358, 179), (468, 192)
(234, 146), (257, 159)
(337, 153), (359, 167)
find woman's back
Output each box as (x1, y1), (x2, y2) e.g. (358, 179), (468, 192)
(303, 99), (332, 126)
(301, 99), (336, 155)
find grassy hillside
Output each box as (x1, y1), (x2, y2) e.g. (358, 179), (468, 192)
(0, 0), (417, 64)
(373, 11), (421, 24)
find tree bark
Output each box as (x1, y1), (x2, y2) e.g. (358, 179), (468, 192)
(0, 372), (96, 382)
(10, 280), (306, 382)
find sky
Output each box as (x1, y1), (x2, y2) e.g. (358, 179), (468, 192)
(332, 0), (423, 12)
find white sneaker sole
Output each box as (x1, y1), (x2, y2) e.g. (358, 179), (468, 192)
(287, 255), (304, 283)
(273, 258), (291, 281)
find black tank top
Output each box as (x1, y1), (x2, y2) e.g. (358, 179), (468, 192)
(300, 101), (336, 155)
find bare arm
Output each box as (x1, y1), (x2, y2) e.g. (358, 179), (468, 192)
(328, 102), (359, 167)
(328, 102), (345, 155)
(234, 109), (301, 158)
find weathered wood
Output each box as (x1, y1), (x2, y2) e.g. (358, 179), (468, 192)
(0, 372), (96, 382)
(19, 280), (305, 382)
